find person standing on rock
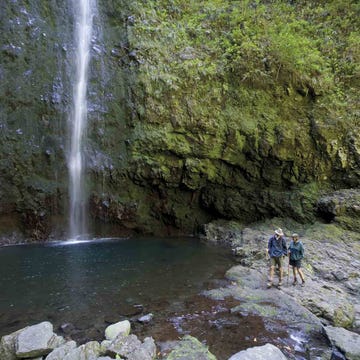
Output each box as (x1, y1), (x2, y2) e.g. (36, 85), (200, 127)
(288, 233), (305, 286)
(267, 228), (287, 288)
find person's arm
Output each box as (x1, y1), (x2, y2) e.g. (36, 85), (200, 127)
(300, 242), (304, 259)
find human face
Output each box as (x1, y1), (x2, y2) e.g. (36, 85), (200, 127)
(292, 236), (299, 242)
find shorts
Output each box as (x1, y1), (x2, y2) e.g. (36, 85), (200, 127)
(271, 256), (283, 268)
(289, 259), (302, 268)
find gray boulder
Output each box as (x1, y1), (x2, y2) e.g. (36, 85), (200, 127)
(138, 313), (154, 323)
(62, 341), (101, 360)
(0, 328), (26, 360)
(202, 220), (242, 248)
(105, 334), (156, 360)
(133, 337), (156, 360)
(106, 334), (141, 357)
(45, 340), (77, 360)
(16, 321), (65, 358)
(324, 326), (360, 360)
(105, 320), (131, 340)
(165, 335), (217, 360)
(228, 343), (287, 360)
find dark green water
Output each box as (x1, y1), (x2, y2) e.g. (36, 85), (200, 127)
(0, 237), (233, 340)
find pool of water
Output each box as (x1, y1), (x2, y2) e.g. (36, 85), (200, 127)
(0, 237), (233, 338)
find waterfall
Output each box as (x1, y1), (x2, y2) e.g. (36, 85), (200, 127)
(68, 0), (94, 239)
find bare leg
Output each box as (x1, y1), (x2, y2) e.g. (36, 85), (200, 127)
(297, 268), (305, 284)
(292, 266), (298, 284)
(278, 267), (283, 286)
(267, 266), (275, 287)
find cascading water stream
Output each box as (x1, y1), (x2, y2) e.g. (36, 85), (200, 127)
(68, 0), (94, 239)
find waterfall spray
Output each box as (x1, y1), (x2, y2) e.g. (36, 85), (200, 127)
(68, 0), (94, 239)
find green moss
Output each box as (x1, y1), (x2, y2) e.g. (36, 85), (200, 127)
(305, 223), (351, 243)
(232, 303), (279, 318)
(333, 305), (355, 328)
(166, 335), (217, 360)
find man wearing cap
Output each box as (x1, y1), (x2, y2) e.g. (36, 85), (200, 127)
(288, 233), (305, 286)
(267, 228), (287, 288)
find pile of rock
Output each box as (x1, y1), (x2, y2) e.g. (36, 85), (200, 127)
(0, 320), (156, 360)
(0, 319), (308, 360)
(4, 318), (359, 359)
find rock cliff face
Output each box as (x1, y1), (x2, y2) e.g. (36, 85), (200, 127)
(0, 1), (359, 240)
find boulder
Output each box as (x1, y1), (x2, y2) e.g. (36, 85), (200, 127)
(105, 320), (131, 340)
(228, 343), (287, 360)
(202, 220), (242, 248)
(317, 189), (360, 232)
(62, 341), (101, 360)
(16, 321), (65, 358)
(324, 326), (360, 360)
(45, 340), (77, 360)
(138, 313), (154, 323)
(0, 328), (25, 360)
(165, 335), (216, 360)
(105, 334), (156, 360)
(106, 334), (141, 357)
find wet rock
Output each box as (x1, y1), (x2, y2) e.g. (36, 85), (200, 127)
(202, 220), (243, 247)
(15, 321), (65, 358)
(105, 320), (131, 340)
(225, 266), (265, 289)
(105, 334), (156, 360)
(45, 340), (77, 360)
(165, 335), (216, 360)
(228, 343), (287, 360)
(100, 340), (111, 354)
(0, 328), (25, 360)
(138, 313), (154, 324)
(203, 223), (268, 266)
(324, 326), (360, 360)
(59, 323), (76, 335)
(62, 341), (101, 360)
(330, 348), (347, 360)
(298, 289), (355, 328)
(317, 189), (360, 232)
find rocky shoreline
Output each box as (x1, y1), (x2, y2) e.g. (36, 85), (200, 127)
(201, 218), (360, 359)
(0, 319), (293, 360)
(1, 218), (360, 359)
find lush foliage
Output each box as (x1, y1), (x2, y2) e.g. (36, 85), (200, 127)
(128, 0), (359, 114)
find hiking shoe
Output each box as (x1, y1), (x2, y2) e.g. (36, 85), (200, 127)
(301, 281), (305, 287)
(267, 282), (273, 288)
(293, 280), (298, 286)
(278, 281), (282, 287)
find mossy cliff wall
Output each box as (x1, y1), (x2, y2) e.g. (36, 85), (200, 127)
(0, 1), (359, 239)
